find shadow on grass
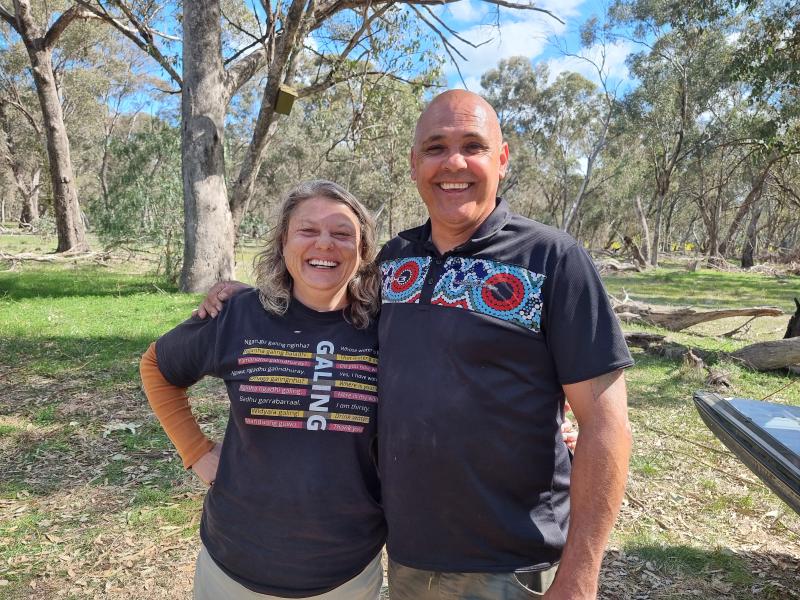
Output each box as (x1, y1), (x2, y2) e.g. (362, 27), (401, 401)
(626, 352), (705, 409)
(612, 542), (799, 599)
(0, 334), (155, 392)
(0, 265), (176, 300)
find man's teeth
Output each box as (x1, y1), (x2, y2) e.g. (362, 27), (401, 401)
(439, 182), (470, 190)
(308, 259), (338, 268)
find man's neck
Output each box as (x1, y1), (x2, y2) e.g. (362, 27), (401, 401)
(430, 224), (479, 255)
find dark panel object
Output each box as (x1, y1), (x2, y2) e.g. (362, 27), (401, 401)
(694, 391), (800, 515)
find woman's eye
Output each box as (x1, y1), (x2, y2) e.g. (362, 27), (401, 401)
(333, 232), (353, 239)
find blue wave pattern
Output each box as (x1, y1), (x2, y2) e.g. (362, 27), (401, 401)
(380, 257), (431, 304)
(431, 257), (545, 332)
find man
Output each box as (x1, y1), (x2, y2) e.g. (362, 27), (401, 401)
(201, 90), (632, 599)
(375, 90), (632, 599)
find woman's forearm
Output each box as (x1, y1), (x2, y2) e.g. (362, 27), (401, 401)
(140, 343), (215, 469)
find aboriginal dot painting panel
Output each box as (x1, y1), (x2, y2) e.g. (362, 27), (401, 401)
(380, 257), (432, 304)
(432, 257), (545, 332)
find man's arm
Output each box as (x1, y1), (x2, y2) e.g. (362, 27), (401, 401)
(544, 369), (632, 599)
(193, 281), (251, 318)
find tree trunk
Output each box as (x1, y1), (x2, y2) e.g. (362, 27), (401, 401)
(25, 44), (87, 252)
(719, 158), (774, 255)
(229, 115), (279, 235)
(634, 195), (650, 262)
(179, 0), (235, 292)
(650, 188), (665, 266)
(741, 203), (762, 269)
(19, 168), (40, 226)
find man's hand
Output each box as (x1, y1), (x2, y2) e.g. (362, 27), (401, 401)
(191, 443), (222, 485)
(193, 281), (250, 319)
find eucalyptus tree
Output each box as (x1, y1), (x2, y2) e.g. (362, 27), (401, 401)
(83, 0), (563, 292)
(0, 1), (110, 252)
(0, 40), (43, 226)
(481, 57), (615, 236)
(611, 0), (736, 266)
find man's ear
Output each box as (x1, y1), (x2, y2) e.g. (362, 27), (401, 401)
(409, 147), (417, 181)
(498, 141), (509, 180)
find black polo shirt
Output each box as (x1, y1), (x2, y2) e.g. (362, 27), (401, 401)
(156, 290), (385, 597)
(377, 198), (633, 572)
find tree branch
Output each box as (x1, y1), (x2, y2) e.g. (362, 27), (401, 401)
(44, 5), (96, 49)
(0, 97), (42, 134)
(76, 1), (182, 85)
(0, 3), (15, 28)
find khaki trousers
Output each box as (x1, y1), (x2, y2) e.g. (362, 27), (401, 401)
(193, 544), (383, 600)
(387, 558), (558, 599)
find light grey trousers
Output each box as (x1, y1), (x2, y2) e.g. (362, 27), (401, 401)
(193, 544), (383, 600)
(387, 558), (559, 600)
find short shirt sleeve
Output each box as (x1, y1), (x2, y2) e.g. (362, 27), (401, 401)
(155, 313), (221, 388)
(544, 244), (633, 385)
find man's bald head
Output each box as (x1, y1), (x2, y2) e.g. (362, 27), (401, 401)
(409, 89), (509, 252)
(414, 90), (504, 148)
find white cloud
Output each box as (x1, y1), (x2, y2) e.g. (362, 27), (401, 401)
(439, 1), (589, 88)
(444, 0), (488, 23)
(545, 39), (633, 89)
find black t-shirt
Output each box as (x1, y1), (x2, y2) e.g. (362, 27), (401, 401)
(155, 290), (385, 597)
(377, 199), (633, 572)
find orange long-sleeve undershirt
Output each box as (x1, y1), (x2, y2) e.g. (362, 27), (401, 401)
(140, 343), (215, 469)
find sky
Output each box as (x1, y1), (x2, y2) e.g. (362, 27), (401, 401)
(428, 0), (636, 93)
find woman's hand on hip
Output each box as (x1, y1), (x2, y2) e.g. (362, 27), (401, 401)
(191, 443), (222, 486)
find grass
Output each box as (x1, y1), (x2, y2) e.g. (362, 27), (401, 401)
(1, 233), (799, 598)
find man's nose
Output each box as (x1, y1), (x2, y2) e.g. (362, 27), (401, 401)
(443, 150), (467, 170)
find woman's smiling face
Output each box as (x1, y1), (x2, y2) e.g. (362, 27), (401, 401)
(282, 196), (362, 312)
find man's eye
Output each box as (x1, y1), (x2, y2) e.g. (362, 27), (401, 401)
(465, 143), (486, 153)
(424, 145), (444, 153)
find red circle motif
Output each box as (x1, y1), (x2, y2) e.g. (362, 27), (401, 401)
(481, 273), (525, 311)
(391, 261), (420, 293)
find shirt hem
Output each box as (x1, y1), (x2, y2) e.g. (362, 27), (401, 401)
(558, 358), (635, 386)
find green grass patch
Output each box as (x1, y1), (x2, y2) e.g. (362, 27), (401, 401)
(604, 267), (799, 311)
(125, 496), (199, 538)
(626, 539), (753, 587)
(0, 263), (201, 388)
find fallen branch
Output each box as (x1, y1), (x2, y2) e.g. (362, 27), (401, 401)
(0, 251), (110, 263)
(611, 295), (784, 331)
(595, 258), (642, 274)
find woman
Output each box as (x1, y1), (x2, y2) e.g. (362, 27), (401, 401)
(140, 180), (386, 599)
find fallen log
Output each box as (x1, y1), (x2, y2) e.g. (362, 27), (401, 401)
(626, 331), (800, 371)
(610, 295), (784, 331)
(624, 332), (666, 349)
(595, 258), (642, 274)
(729, 337), (800, 371)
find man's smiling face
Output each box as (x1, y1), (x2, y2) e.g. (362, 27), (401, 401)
(410, 91), (509, 247)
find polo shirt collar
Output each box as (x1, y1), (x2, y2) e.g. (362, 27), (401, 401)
(399, 197), (511, 254)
